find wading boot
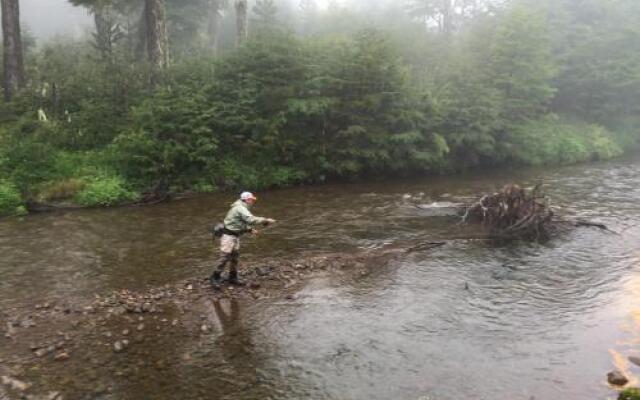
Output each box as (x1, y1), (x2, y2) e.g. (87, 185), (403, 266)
(210, 271), (222, 291)
(228, 270), (246, 287)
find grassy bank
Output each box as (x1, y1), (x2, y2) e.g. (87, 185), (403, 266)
(0, 113), (636, 218)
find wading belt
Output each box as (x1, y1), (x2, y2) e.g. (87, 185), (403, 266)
(222, 228), (241, 237)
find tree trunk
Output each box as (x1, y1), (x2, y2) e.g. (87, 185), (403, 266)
(234, 0), (248, 47)
(143, 0), (168, 86)
(441, 0), (453, 35)
(1, 0), (25, 101)
(93, 6), (114, 58)
(208, 0), (222, 55)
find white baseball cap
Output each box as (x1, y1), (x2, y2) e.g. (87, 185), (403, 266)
(240, 192), (257, 201)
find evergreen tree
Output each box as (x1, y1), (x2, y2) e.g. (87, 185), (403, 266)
(489, 4), (556, 122)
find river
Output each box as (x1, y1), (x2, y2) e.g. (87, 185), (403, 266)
(2, 157), (640, 399)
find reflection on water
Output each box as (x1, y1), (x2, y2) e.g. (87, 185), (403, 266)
(2, 156), (640, 399)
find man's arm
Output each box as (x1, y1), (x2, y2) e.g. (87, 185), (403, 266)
(239, 207), (275, 227)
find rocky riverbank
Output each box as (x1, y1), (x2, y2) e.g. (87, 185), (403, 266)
(0, 245), (411, 400)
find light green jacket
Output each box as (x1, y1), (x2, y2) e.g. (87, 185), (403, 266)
(223, 200), (268, 234)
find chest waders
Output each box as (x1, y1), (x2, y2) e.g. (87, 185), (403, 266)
(210, 233), (244, 289)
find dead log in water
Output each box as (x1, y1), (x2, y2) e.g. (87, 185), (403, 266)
(462, 184), (555, 240)
(461, 184), (615, 240)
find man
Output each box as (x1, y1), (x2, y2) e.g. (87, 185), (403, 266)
(211, 192), (276, 289)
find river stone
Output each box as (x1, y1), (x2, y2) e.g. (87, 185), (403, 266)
(629, 356), (640, 367)
(54, 352), (70, 362)
(1, 376), (31, 391)
(46, 391), (62, 400)
(34, 348), (49, 358)
(608, 370), (629, 386)
(113, 341), (125, 353)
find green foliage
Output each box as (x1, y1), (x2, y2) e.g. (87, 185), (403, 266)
(489, 4), (557, 122)
(0, 180), (26, 217)
(75, 175), (139, 207)
(507, 115), (623, 166)
(112, 73), (218, 188)
(620, 388), (640, 400)
(0, 119), (61, 192)
(3, 0), (640, 213)
(549, 0), (640, 121)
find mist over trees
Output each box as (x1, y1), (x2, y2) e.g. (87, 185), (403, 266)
(0, 0), (639, 215)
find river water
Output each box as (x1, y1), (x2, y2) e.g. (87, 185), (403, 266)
(2, 157), (640, 399)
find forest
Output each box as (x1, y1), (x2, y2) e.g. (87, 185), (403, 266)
(0, 0), (639, 216)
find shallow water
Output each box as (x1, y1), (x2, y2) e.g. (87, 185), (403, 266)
(2, 157), (640, 399)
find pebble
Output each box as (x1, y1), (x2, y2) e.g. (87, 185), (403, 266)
(113, 341), (128, 353)
(122, 329), (130, 336)
(200, 324), (210, 333)
(1, 376), (31, 391)
(54, 352), (70, 362)
(34, 348), (49, 358)
(137, 324), (145, 332)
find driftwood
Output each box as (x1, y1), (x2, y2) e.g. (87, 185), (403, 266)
(462, 184), (553, 240)
(461, 184), (614, 241)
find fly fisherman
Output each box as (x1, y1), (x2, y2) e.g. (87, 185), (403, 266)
(211, 192), (276, 289)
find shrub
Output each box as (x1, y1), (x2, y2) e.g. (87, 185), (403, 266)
(75, 176), (139, 207)
(508, 115), (623, 166)
(0, 180), (26, 217)
(620, 388), (640, 400)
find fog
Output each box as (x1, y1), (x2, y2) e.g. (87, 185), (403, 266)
(18, 0), (399, 43)
(21, 0), (92, 41)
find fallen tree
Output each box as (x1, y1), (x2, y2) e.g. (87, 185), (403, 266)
(461, 184), (614, 241)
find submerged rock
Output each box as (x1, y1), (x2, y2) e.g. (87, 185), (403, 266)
(608, 370), (629, 386)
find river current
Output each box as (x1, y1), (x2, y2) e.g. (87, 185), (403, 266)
(2, 157), (640, 399)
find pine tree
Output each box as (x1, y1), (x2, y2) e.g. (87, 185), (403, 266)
(1, 0), (25, 101)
